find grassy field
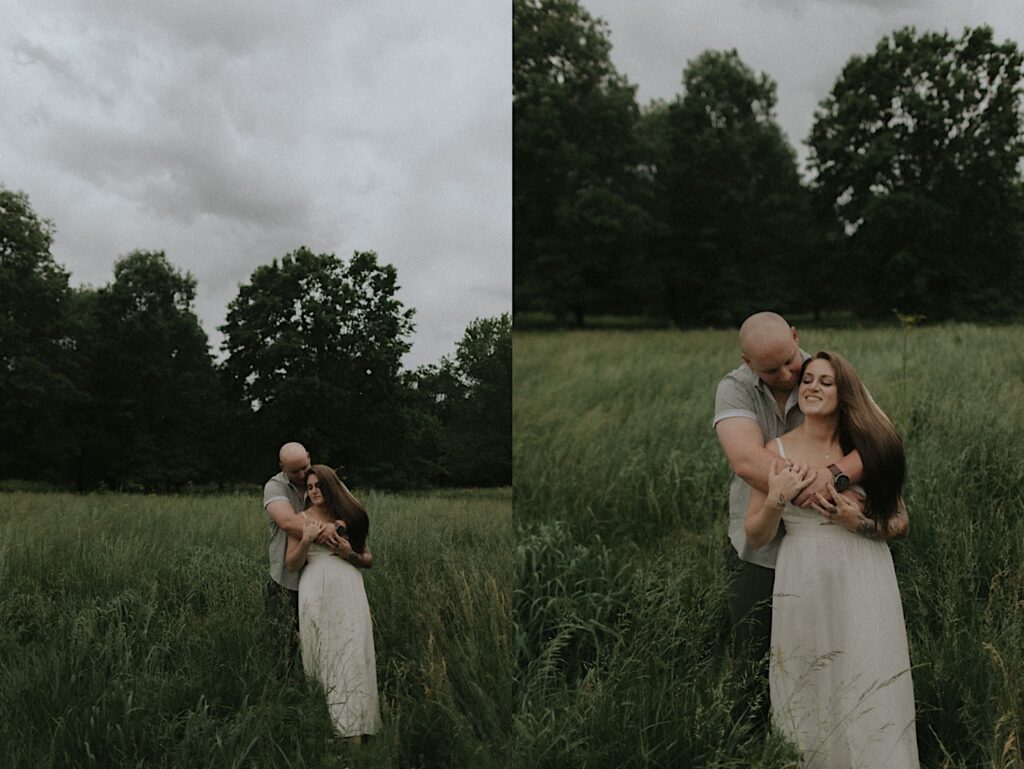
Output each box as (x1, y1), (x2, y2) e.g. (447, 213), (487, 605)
(513, 323), (1024, 768)
(0, 487), (511, 769)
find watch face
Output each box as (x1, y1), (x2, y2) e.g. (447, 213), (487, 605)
(834, 474), (850, 492)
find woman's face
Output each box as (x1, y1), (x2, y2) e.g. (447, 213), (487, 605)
(306, 473), (325, 505)
(799, 358), (839, 416)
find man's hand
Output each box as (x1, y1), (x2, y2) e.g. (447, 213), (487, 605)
(316, 523), (344, 550)
(793, 466), (829, 507)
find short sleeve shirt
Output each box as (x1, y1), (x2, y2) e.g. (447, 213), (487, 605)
(263, 471), (306, 591)
(713, 352), (808, 568)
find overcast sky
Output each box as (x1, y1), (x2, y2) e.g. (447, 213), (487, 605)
(581, 0), (1024, 172)
(1, 1), (510, 368)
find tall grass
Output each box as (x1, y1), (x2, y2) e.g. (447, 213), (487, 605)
(0, 488), (511, 769)
(514, 324), (1024, 768)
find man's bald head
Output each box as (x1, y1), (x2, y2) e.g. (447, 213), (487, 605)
(739, 312), (792, 358)
(738, 312), (802, 392)
(279, 442), (312, 485)
(279, 442), (308, 465)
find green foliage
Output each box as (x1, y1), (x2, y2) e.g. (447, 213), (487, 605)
(514, 520), (800, 768)
(513, 0), (648, 324)
(421, 314), (512, 486)
(514, 324), (1024, 767)
(656, 50), (816, 326)
(809, 26), (1024, 320)
(514, 521), (631, 684)
(515, 17), (1024, 328)
(0, 185), (84, 481)
(220, 247), (417, 487)
(1, 185), (507, 492)
(0, 488), (512, 768)
(73, 251), (225, 490)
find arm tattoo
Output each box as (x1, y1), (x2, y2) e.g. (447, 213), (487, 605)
(778, 493), (786, 507)
(857, 512), (909, 541)
(856, 516), (884, 541)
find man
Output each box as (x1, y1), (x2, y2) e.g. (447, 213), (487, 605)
(263, 441), (345, 664)
(713, 312), (904, 726)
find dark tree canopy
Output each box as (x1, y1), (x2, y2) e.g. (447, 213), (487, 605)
(76, 251), (223, 489)
(656, 50), (814, 326)
(808, 26), (1024, 318)
(220, 248), (417, 487)
(1, 184), (509, 492)
(0, 186), (81, 480)
(0, 187), (65, 353)
(513, 0), (647, 324)
(440, 314), (512, 486)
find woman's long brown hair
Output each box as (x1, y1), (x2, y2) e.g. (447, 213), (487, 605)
(802, 351), (905, 530)
(308, 464), (369, 553)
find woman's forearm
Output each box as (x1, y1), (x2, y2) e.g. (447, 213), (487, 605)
(745, 489), (784, 550)
(342, 548), (372, 569)
(285, 536), (311, 572)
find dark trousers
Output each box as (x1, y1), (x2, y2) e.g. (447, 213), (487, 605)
(724, 543), (775, 728)
(265, 579), (300, 672)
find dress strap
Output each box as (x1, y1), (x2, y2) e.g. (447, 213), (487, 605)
(775, 437), (787, 458)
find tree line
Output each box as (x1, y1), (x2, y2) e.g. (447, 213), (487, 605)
(514, 0), (1024, 326)
(1, 186), (510, 491)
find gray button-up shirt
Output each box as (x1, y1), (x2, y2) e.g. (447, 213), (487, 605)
(263, 471), (306, 590)
(713, 353), (808, 568)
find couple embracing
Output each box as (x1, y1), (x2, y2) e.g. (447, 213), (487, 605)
(263, 441), (380, 743)
(715, 312), (919, 767)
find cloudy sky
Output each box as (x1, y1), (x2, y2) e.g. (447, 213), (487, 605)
(581, 0), (1024, 171)
(1, 1), (510, 368)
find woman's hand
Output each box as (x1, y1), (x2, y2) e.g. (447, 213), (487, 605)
(330, 536), (372, 568)
(302, 519), (324, 544)
(809, 483), (862, 531)
(333, 535), (354, 559)
(767, 458), (813, 508)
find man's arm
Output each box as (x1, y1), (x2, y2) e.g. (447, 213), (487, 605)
(793, 450), (864, 507)
(266, 499), (306, 539)
(265, 498), (344, 549)
(715, 417), (779, 495)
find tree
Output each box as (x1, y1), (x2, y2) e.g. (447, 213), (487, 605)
(76, 251), (224, 489)
(220, 248), (416, 487)
(656, 50), (816, 326)
(513, 0), (648, 324)
(434, 315), (512, 486)
(808, 26), (1024, 319)
(0, 186), (82, 481)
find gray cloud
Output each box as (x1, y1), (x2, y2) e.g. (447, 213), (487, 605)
(1, 1), (510, 368)
(754, 0), (922, 13)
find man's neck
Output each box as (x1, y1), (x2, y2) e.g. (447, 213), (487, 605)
(769, 385), (793, 415)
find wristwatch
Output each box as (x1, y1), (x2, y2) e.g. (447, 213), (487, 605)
(828, 464), (850, 492)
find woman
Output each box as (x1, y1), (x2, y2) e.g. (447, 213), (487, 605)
(745, 351), (918, 768)
(285, 464), (380, 742)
